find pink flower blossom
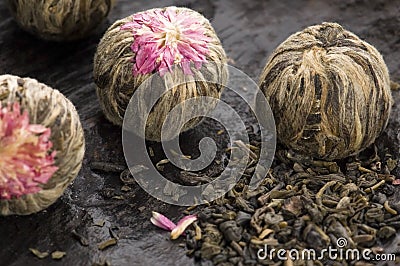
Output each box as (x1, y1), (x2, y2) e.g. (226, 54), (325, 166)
(121, 7), (212, 76)
(0, 102), (58, 199)
(150, 211), (197, 239)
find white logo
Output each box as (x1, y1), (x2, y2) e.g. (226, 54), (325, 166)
(336, 237), (348, 248)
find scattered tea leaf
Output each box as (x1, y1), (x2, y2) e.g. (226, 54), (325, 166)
(93, 219), (105, 227)
(71, 229), (89, 246)
(120, 165), (149, 184)
(195, 223), (202, 241)
(112, 195), (124, 200)
(93, 259), (111, 266)
(98, 238), (117, 250)
(109, 227), (119, 240)
(384, 201), (398, 215)
(121, 185), (131, 192)
(259, 228), (274, 239)
(365, 180), (386, 193)
(90, 162), (125, 173)
(156, 159), (170, 170)
(29, 248), (49, 259)
(149, 147), (155, 157)
(391, 80), (400, 90)
(51, 251), (66, 260)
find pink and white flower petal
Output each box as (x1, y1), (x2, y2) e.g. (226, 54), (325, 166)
(150, 211), (177, 231)
(170, 215), (197, 240)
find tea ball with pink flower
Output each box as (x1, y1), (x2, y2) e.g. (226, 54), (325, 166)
(94, 6), (228, 141)
(0, 75), (85, 215)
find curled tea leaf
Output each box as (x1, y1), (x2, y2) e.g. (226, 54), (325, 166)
(71, 229), (89, 246)
(98, 238), (117, 250)
(51, 251), (66, 260)
(90, 162), (125, 173)
(29, 248), (49, 259)
(93, 219), (106, 227)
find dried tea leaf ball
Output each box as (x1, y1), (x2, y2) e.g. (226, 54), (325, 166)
(7, 0), (115, 41)
(259, 22), (392, 160)
(0, 75), (85, 215)
(93, 6), (228, 141)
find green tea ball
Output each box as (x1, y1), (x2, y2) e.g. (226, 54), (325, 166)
(0, 75), (85, 215)
(93, 6), (228, 141)
(259, 22), (392, 160)
(7, 0), (115, 41)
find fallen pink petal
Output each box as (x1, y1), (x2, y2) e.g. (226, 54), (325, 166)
(150, 212), (197, 239)
(392, 179), (400, 185)
(121, 6), (211, 76)
(150, 211), (177, 231)
(170, 214), (197, 240)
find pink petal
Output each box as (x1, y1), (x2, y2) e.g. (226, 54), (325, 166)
(121, 7), (211, 76)
(194, 61), (203, 69)
(177, 42), (200, 60)
(392, 179), (400, 185)
(28, 124), (47, 134)
(164, 6), (177, 21)
(160, 46), (175, 70)
(150, 211), (177, 231)
(0, 102), (58, 199)
(180, 60), (193, 75)
(120, 22), (136, 31)
(170, 215), (197, 240)
(158, 67), (169, 77)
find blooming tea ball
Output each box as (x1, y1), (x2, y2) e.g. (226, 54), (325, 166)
(259, 22), (392, 160)
(93, 6), (228, 141)
(7, 0), (115, 41)
(0, 75), (85, 215)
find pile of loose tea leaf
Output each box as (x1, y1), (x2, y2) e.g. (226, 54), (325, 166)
(185, 143), (400, 265)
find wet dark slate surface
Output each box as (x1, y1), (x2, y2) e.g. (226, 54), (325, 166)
(0, 0), (399, 265)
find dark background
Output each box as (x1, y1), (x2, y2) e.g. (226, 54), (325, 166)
(0, 0), (399, 265)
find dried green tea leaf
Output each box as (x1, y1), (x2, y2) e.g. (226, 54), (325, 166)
(93, 259), (111, 266)
(98, 238), (117, 250)
(29, 248), (49, 259)
(391, 81), (400, 91)
(71, 229), (89, 246)
(156, 159), (170, 170)
(93, 219), (106, 227)
(109, 227), (119, 240)
(51, 251), (66, 260)
(112, 195), (124, 200)
(90, 162), (125, 173)
(386, 158), (398, 172)
(121, 185), (131, 192)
